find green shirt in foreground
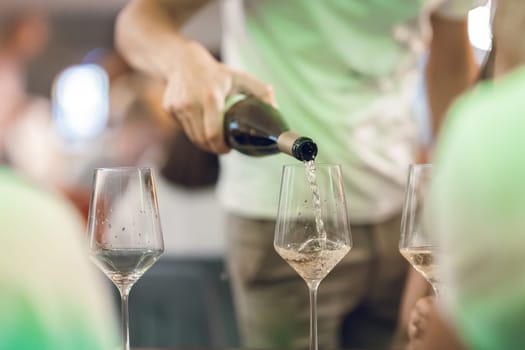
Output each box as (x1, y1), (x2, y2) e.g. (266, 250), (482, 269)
(0, 168), (117, 350)
(430, 67), (525, 350)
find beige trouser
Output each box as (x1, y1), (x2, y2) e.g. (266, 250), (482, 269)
(225, 213), (408, 350)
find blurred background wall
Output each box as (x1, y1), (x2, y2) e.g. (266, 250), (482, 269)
(0, 0), (222, 97)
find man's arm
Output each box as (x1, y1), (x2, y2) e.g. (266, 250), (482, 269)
(115, 0), (273, 153)
(115, 0), (209, 78)
(426, 14), (478, 138)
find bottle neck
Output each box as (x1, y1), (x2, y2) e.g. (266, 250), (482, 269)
(277, 131), (317, 161)
(277, 131), (300, 157)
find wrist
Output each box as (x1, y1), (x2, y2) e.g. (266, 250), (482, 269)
(162, 41), (216, 78)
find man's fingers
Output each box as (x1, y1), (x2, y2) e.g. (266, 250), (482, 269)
(415, 296), (434, 315)
(408, 307), (422, 339)
(230, 69), (276, 107)
(185, 106), (209, 151)
(408, 296), (437, 341)
(173, 110), (197, 146)
(168, 103), (209, 151)
(408, 322), (419, 340)
(203, 92), (229, 154)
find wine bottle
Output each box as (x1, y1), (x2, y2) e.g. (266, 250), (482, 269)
(223, 96), (318, 161)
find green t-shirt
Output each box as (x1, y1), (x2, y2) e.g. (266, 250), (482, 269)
(0, 168), (117, 350)
(430, 67), (525, 350)
(218, 0), (474, 221)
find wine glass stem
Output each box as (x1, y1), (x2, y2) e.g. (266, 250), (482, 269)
(309, 284), (319, 350)
(120, 289), (131, 350)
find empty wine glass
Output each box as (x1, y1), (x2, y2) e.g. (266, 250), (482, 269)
(399, 164), (440, 296)
(274, 162), (352, 350)
(87, 167), (164, 350)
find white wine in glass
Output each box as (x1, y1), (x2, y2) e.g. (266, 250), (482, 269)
(400, 246), (439, 287)
(87, 167), (164, 350)
(275, 238), (351, 284)
(274, 162), (352, 350)
(93, 248), (162, 287)
(399, 164), (441, 295)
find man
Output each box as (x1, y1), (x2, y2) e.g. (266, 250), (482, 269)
(115, 1), (478, 348)
(0, 10), (49, 160)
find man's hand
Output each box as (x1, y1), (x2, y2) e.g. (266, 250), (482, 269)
(116, 0), (274, 154)
(406, 296), (466, 350)
(162, 42), (274, 154)
(407, 295), (434, 346)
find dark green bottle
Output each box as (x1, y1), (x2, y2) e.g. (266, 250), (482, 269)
(223, 96), (318, 161)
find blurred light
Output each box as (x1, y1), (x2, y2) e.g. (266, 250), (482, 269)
(468, 1), (492, 51)
(52, 64), (109, 141)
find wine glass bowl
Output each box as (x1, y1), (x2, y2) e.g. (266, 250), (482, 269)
(399, 164), (440, 295)
(274, 163), (351, 350)
(87, 167), (164, 350)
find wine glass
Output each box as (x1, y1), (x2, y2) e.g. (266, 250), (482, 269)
(399, 164), (440, 296)
(87, 167), (164, 350)
(274, 162), (352, 350)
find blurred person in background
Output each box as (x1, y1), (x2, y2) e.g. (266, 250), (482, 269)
(0, 9), (49, 161)
(70, 58), (175, 219)
(0, 8), (77, 210)
(401, 0), (525, 349)
(115, 1), (480, 348)
(67, 50), (224, 255)
(0, 14), (119, 347)
(9, 48), (174, 221)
